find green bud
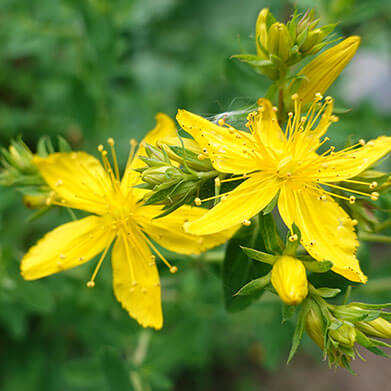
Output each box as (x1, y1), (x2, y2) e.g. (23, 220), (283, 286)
(267, 23), (291, 62)
(356, 317), (391, 339)
(329, 322), (356, 348)
(305, 303), (325, 349)
(141, 165), (183, 186)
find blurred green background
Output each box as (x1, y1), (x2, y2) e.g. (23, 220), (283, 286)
(0, 0), (390, 390)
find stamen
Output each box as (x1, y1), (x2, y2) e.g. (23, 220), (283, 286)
(125, 139), (138, 169)
(289, 234), (298, 242)
(143, 234), (178, 273)
(86, 241), (112, 288)
(242, 219), (251, 226)
(107, 138), (120, 180)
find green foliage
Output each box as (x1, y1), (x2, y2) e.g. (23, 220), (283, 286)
(0, 0), (391, 389)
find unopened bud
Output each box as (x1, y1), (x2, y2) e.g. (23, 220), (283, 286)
(329, 322), (356, 348)
(267, 23), (291, 62)
(271, 256), (308, 305)
(141, 166), (182, 186)
(305, 305), (325, 349)
(356, 317), (391, 339)
(295, 36), (360, 105)
(255, 8), (269, 58)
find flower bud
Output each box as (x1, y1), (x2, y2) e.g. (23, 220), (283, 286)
(305, 304), (325, 349)
(329, 322), (356, 348)
(271, 256), (308, 305)
(295, 36), (360, 104)
(267, 23), (291, 62)
(356, 317), (391, 339)
(255, 8), (269, 59)
(141, 166), (182, 186)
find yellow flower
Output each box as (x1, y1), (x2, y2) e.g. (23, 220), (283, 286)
(177, 96), (391, 283)
(271, 256), (308, 305)
(295, 36), (360, 105)
(21, 113), (235, 330)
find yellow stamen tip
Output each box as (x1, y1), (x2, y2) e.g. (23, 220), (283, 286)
(359, 139), (366, 146)
(170, 266), (178, 274)
(291, 93), (299, 101)
(130, 139), (137, 146)
(107, 137), (115, 146)
(98, 144), (104, 152)
(215, 177), (221, 187)
(371, 192), (379, 201)
(370, 181), (378, 189)
(86, 281), (95, 288)
(242, 219), (251, 227)
(218, 119), (225, 126)
(194, 197), (202, 206)
(352, 219), (358, 226)
(349, 196), (356, 204)
(289, 234), (298, 242)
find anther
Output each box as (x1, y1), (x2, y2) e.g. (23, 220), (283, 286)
(330, 115), (339, 122)
(242, 219), (251, 227)
(370, 181), (378, 189)
(349, 195), (356, 204)
(194, 197), (202, 206)
(288, 112), (293, 117)
(130, 139), (137, 146)
(315, 92), (323, 101)
(273, 106), (278, 112)
(351, 219), (358, 226)
(98, 144), (104, 152)
(86, 281), (95, 288)
(170, 266), (178, 274)
(359, 139), (366, 146)
(325, 96), (333, 104)
(289, 234), (298, 242)
(371, 192), (379, 201)
(291, 93), (299, 101)
(218, 118), (225, 126)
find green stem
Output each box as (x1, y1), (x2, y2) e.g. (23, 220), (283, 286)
(359, 232), (391, 244)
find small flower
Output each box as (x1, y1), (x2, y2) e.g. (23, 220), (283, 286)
(21, 113), (235, 329)
(271, 256), (308, 305)
(177, 96), (391, 283)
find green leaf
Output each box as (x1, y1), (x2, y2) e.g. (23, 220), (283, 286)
(302, 260), (333, 273)
(310, 287), (341, 298)
(258, 213), (283, 254)
(263, 191), (279, 215)
(101, 347), (133, 391)
(287, 298), (311, 363)
(282, 303), (297, 323)
(235, 273), (271, 296)
(240, 246), (276, 265)
(223, 216), (272, 312)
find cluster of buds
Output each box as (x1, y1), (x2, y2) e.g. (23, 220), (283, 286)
(136, 139), (219, 217)
(233, 8), (336, 80)
(0, 136), (71, 209)
(305, 297), (391, 370)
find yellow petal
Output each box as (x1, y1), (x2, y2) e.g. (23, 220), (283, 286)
(176, 109), (261, 175)
(254, 99), (286, 152)
(21, 216), (112, 280)
(278, 184), (367, 283)
(137, 205), (238, 255)
(296, 36), (360, 104)
(315, 136), (391, 182)
(35, 152), (112, 215)
(111, 228), (162, 329)
(121, 113), (178, 198)
(184, 173), (279, 235)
